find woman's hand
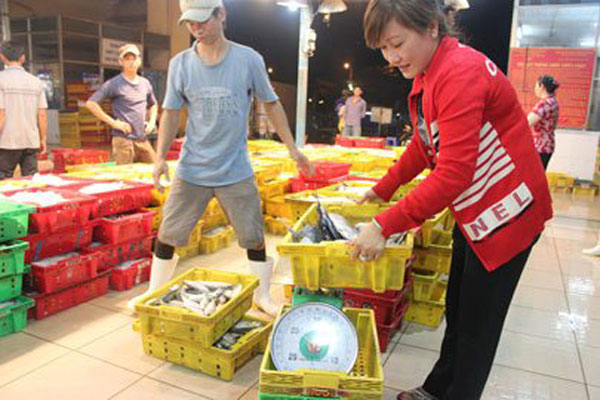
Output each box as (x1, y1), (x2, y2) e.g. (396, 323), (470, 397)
(350, 221), (386, 261)
(356, 189), (383, 205)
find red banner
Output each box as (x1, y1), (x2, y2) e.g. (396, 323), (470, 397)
(508, 47), (596, 129)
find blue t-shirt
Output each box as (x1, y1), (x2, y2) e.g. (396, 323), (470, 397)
(89, 74), (156, 140)
(163, 41), (278, 187)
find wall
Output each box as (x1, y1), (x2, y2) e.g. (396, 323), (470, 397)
(548, 129), (600, 180)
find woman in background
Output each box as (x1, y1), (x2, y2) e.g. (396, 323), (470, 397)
(528, 75), (560, 170)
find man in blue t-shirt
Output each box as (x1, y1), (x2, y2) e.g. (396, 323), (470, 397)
(86, 44), (158, 165)
(128, 0), (313, 316)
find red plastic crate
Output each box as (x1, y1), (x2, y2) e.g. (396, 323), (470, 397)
(377, 299), (409, 352)
(344, 279), (413, 325)
(166, 150), (180, 161)
(37, 152), (48, 161)
(68, 181), (153, 218)
(25, 272), (110, 320)
(94, 209), (155, 245)
(170, 138), (184, 151)
(29, 251), (99, 294)
(3, 188), (97, 234)
(299, 162), (351, 182)
(335, 135), (355, 147)
(83, 235), (155, 272)
(289, 175), (348, 193)
(24, 223), (96, 264)
(353, 137), (386, 149)
(109, 258), (152, 291)
(52, 148), (110, 172)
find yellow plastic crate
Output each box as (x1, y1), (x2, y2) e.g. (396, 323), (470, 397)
(199, 226), (235, 254)
(411, 269), (440, 302)
(264, 216), (292, 236)
(316, 181), (376, 200)
(285, 192), (357, 221)
(349, 156), (379, 173)
(259, 306), (383, 400)
(135, 267), (259, 346)
(413, 229), (453, 274)
(405, 282), (446, 328)
(134, 314), (272, 381)
(0, 179), (45, 192)
(265, 195), (295, 219)
(175, 242), (199, 260)
(260, 178), (291, 200)
(150, 185), (171, 206)
(414, 209), (451, 248)
(254, 163), (283, 185)
(572, 185), (598, 199)
(142, 206), (163, 231)
(278, 203), (413, 293)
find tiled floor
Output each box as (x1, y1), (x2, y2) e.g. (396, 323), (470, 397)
(0, 193), (599, 399)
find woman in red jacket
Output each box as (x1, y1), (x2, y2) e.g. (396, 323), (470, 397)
(353, 1), (553, 399)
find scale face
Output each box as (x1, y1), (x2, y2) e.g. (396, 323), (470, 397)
(271, 303), (359, 373)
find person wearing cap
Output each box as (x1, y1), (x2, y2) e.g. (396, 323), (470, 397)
(127, 0), (313, 316)
(0, 41), (47, 178)
(86, 44), (158, 165)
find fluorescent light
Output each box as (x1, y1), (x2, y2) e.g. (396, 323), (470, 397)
(277, 0), (308, 11)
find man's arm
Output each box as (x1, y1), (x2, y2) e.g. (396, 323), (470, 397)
(37, 108), (47, 153)
(156, 109), (180, 161)
(263, 101), (313, 174)
(146, 103), (158, 134)
(85, 100), (132, 134)
(152, 109), (180, 190)
(0, 109), (5, 132)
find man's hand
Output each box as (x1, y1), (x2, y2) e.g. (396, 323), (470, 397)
(356, 189), (384, 205)
(112, 120), (132, 135)
(145, 121), (156, 135)
(39, 140), (47, 155)
(350, 221), (385, 261)
(290, 148), (314, 176)
(153, 160), (170, 192)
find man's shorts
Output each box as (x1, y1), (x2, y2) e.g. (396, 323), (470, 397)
(158, 175), (264, 249)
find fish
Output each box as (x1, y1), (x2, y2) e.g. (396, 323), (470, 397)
(328, 213), (358, 241)
(213, 319), (265, 350)
(145, 280), (242, 316)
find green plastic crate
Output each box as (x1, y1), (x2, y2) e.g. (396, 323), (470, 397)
(0, 265), (29, 302)
(0, 296), (35, 337)
(0, 199), (35, 242)
(292, 287), (344, 309)
(259, 393), (341, 400)
(0, 241), (29, 279)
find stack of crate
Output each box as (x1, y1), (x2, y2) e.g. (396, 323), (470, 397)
(2, 186), (108, 321)
(404, 210), (454, 328)
(66, 82), (93, 110)
(0, 198), (36, 337)
(78, 107), (111, 148)
(196, 199), (233, 256)
(64, 180), (155, 293)
(134, 267), (272, 381)
(58, 112), (81, 148)
(260, 173), (292, 236)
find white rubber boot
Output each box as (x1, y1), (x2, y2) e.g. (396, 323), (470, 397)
(127, 254), (179, 311)
(583, 244), (600, 257)
(248, 257), (281, 317)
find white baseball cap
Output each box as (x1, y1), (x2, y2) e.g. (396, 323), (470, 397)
(179, 0), (223, 25)
(118, 44), (141, 59)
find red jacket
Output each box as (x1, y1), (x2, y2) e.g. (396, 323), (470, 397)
(373, 37), (552, 271)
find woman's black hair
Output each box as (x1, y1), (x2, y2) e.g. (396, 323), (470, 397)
(538, 75), (560, 95)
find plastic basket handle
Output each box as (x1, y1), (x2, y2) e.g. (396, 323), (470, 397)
(302, 372), (341, 389)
